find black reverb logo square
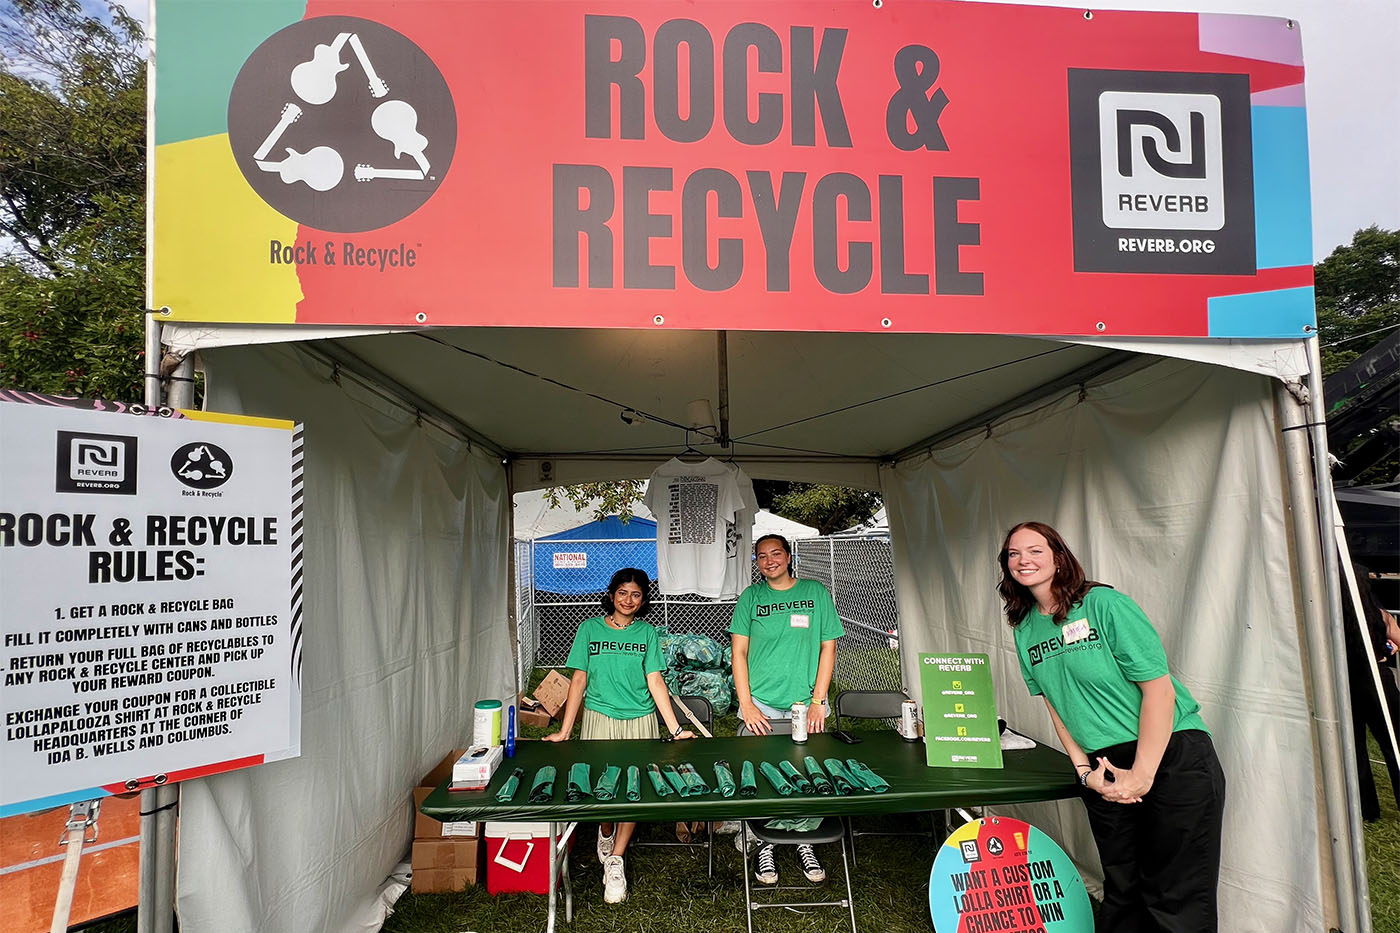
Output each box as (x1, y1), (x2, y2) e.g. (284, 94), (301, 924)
(55, 431), (138, 495)
(1068, 69), (1255, 275)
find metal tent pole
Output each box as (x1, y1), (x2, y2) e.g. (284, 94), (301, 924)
(1305, 339), (1372, 933)
(138, 307), (161, 933)
(1276, 378), (1364, 933)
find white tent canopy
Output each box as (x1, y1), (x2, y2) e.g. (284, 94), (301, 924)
(162, 324), (1354, 933)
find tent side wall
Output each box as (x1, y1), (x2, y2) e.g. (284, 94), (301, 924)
(176, 343), (514, 933)
(881, 357), (1327, 932)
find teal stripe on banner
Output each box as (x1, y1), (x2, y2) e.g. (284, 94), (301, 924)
(156, 0), (308, 145)
(1208, 285), (1315, 338)
(1252, 105), (1312, 270)
(1, 786), (109, 818)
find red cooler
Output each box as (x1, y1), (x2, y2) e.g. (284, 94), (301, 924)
(485, 822), (574, 895)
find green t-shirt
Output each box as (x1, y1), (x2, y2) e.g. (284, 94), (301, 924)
(729, 578), (845, 708)
(564, 616), (664, 720)
(1014, 586), (1207, 753)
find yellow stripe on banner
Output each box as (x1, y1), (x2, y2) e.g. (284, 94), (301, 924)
(154, 134), (302, 324)
(180, 410), (295, 431)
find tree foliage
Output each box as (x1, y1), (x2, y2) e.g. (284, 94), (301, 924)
(0, 0), (146, 401)
(770, 483), (881, 535)
(1314, 226), (1400, 486)
(542, 481), (647, 522)
(1314, 225), (1399, 376)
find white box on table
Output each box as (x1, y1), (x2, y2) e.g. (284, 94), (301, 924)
(452, 745), (504, 788)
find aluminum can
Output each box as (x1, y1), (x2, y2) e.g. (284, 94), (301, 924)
(790, 702), (809, 743)
(899, 699), (919, 741)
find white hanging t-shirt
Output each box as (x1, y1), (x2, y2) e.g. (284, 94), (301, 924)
(643, 457), (748, 597)
(720, 465), (759, 599)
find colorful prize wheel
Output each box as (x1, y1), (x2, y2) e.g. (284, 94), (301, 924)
(930, 816), (1093, 932)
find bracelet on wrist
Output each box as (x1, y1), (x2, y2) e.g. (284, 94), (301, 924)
(672, 725), (683, 737)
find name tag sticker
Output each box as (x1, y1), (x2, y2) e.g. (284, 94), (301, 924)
(790, 614), (810, 629)
(1061, 619), (1090, 644)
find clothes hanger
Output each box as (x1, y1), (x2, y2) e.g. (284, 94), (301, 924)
(676, 429), (710, 464)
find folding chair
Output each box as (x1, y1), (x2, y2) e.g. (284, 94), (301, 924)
(833, 690), (940, 866)
(740, 818), (856, 933)
(627, 695), (715, 877)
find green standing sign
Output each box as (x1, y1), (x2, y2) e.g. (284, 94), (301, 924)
(919, 654), (1003, 769)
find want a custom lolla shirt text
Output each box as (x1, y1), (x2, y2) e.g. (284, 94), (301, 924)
(729, 579), (845, 709)
(565, 617), (665, 720)
(1014, 586), (1207, 753)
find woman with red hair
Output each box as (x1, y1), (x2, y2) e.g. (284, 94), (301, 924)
(998, 521), (1225, 933)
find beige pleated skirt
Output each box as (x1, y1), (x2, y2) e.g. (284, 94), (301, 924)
(581, 707), (660, 741)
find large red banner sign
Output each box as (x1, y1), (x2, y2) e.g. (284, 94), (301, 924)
(153, 1), (1314, 337)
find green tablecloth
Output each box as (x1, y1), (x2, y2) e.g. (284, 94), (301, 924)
(421, 732), (1078, 823)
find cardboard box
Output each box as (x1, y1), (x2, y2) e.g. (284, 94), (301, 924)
(413, 750), (481, 839)
(411, 837), (483, 892)
(532, 670), (572, 717)
(516, 698), (552, 730)
(422, 749), (470, 789)
(413, 787), (482, 840)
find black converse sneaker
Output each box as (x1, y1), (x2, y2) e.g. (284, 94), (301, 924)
(796, 844), (825, 883)
(754, 844), (778, 885)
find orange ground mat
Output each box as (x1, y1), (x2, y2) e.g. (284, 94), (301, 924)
(0, 795), (140, 932)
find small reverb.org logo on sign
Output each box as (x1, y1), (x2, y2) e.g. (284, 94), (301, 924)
(1068, 69), (1254, 275)
(55, 430), (138, 495)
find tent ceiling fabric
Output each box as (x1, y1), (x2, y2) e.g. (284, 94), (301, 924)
(302, 328), (1115, 463)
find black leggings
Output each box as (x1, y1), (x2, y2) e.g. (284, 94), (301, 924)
(1082, 729), (1226, 933)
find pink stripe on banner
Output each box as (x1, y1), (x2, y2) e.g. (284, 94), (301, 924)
(1252, 83), (1306, 107)
(1199, 13), (1304, 66)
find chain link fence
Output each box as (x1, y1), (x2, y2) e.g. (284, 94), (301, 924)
(515, 534), (903, 697)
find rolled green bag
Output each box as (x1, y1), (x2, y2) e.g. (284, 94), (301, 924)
(594, 764), (621, 801)
(778, 759), (814, 794)
(803, 756), (834, 795)
(681, 763), (711, 794)
(821, 758), (856, 795)
(626, 765), (642, 801)
(739, 760), (758, 797)
(845, 758), (891, 793)
(566, 762), (593, 802)
(495, 767), (525, 803)
(759, 760), (796, 796)
(646, 763), (674, 797)
(529, 766), (557, 802)
(662, 764), (692, 797)
(714, 760), (737, 798)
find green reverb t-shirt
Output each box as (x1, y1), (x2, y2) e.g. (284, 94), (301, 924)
(564, 616), (665, 720)
(729, 578), (845, 708)
(1013, 586), (1207, 753)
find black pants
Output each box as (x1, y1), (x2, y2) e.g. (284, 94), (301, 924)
(1082, 729), (1226, 933)
(1350, 659), (1400, 821)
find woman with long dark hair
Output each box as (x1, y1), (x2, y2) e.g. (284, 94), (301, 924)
(544, 567), (694, 904)
(998, 521), (1225, 932)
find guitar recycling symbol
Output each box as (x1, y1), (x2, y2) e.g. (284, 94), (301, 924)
(228, 16), (457, 233)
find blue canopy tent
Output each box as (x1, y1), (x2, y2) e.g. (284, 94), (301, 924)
(531, 516), (658, 594)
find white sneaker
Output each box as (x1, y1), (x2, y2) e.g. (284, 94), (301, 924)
(597, 825), (616, 861)
(714, 820), (741, 835)
(796, 844), (825, 883)
(602, 854), (627, 903)
(754, 844), (778, 885)
(734, 828), (758, 853)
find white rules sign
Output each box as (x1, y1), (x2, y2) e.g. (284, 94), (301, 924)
(0, 396), (302, 815)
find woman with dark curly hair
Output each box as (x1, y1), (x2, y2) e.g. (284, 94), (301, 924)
(544, 567), (694, 904)
(999, 521), (1225, 933)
